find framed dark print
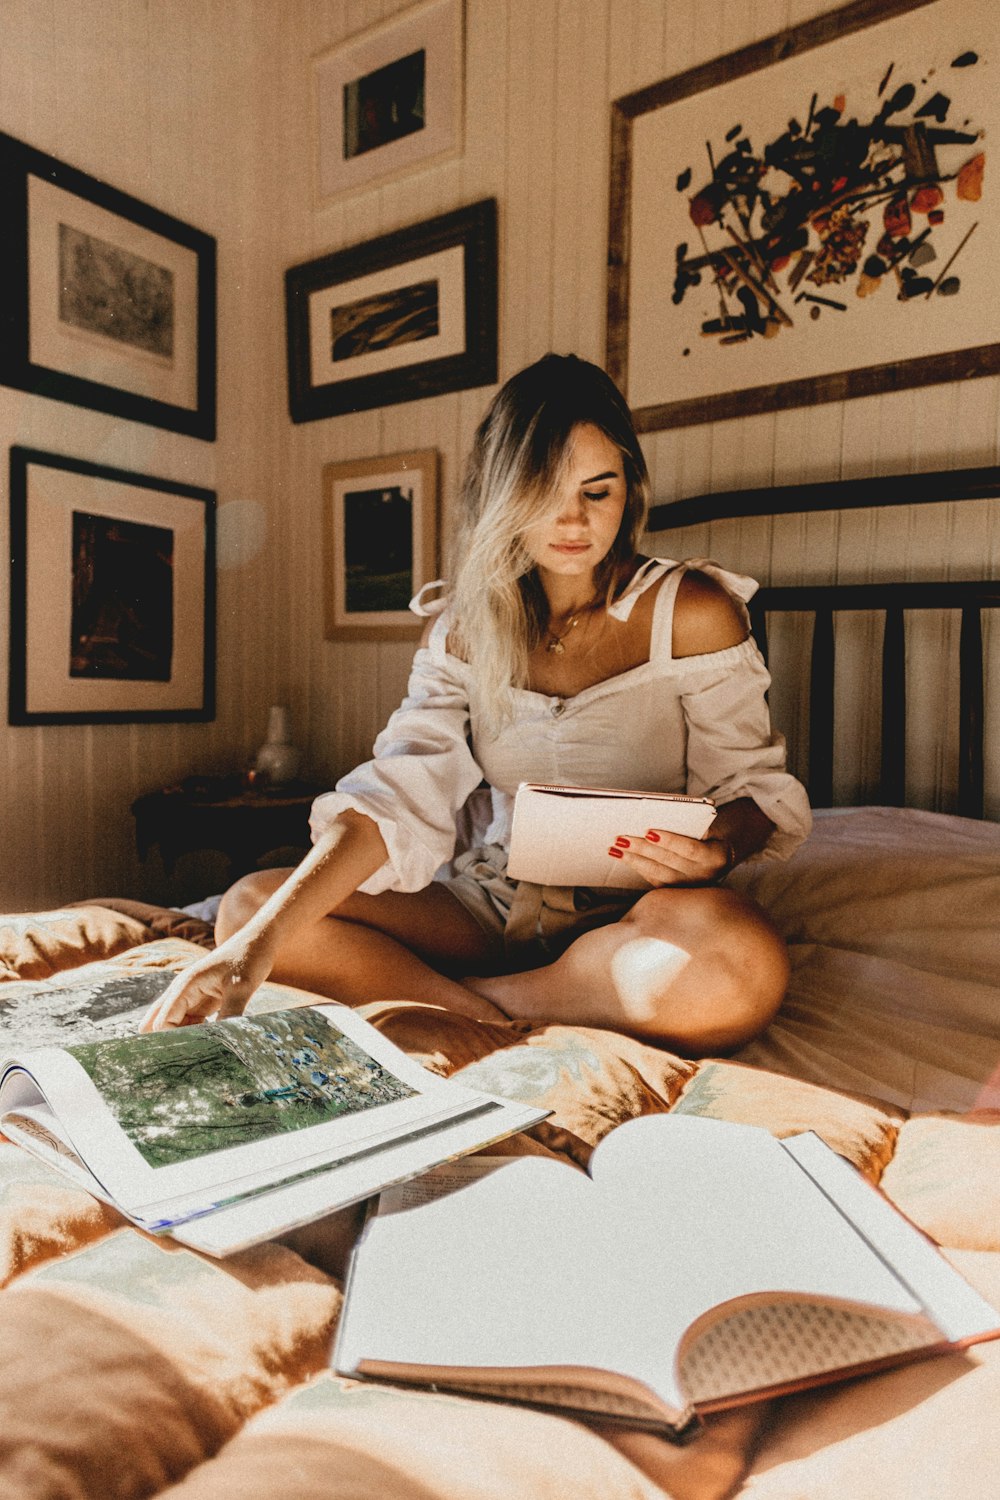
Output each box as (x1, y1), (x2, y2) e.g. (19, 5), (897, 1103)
(313, 0), (464, 204)
(8, 447), (216, 725)
(286, 198), (497, 422)
(0, 132), (216, 440)
(322, 448), (438, 641)
(607, 0), (998, 432)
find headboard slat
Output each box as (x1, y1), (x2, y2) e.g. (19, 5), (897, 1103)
(881, 608), (906, 807)
(809, 609), (835, 809)
(959, 607), (985, 819)
(748, 599), (768, 668)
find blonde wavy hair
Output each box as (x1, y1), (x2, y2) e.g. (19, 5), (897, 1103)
(448, 355), (650, 724)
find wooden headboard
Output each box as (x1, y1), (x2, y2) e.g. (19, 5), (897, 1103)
(645, 468), (1000, 820)
(748, 581), (999, 817)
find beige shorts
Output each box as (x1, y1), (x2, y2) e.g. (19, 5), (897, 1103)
(440, 843), (642, 968)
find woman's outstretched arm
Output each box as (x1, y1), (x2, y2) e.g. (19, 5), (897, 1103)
(140, 809), (387, 1031)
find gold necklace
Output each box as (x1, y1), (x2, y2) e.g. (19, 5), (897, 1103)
(545, 596), (600, 654)
(545, 612), (582, 654)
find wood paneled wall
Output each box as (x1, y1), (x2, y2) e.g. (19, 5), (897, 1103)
(1, 0), (997, 909)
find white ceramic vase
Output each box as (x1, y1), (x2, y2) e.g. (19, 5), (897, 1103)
(254, 705), (301, 785)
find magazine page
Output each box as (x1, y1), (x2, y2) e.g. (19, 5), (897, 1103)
(1, 1004), (534, 1229)
(174, 1136), (534, 1257)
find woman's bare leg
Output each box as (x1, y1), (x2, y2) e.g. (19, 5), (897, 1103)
(218, 873), (788, 1051)
(466, 887), (789, 1053)
(216, 869), (508, 1023)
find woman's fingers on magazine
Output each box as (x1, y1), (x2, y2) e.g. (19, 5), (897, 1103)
(141, 963), (249, 1031)
(609, 828), (725, 886)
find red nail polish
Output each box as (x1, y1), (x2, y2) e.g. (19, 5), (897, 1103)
(646, 830), (661, 843)
(608, 847), (623, 858)
(615, 836), (630, 848)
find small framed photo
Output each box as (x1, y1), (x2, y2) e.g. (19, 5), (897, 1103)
(286, 198), (497, 422)
(313, 0), (464, 204)
(0, 131), (216, 440)
(8, 447), (216, 724)
(322, 449), (438, 641)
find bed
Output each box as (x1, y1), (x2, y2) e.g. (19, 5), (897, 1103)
(2, 476), (999, 1500)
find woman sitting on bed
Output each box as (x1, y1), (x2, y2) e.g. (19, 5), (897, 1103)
(144, 354), (811, 1050)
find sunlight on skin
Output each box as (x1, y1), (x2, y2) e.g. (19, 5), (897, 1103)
(608, 936), (693, 1023)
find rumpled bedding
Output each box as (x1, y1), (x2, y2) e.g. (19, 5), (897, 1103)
(1, 806), (999, 1500)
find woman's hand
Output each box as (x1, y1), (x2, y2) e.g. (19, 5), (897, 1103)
(140, 933), (275, 1032)
(607, 828), (733, 887)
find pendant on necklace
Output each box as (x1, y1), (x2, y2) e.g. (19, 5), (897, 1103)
(547, 637), (566, 655)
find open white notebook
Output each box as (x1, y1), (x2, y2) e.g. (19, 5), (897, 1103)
(334, 1115), (1000, 1438)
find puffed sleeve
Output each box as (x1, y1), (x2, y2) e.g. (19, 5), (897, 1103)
(309, 639), (485, 894)
(679, 637), (812, 860)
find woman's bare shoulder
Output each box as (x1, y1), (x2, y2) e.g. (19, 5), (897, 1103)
(672, 568), (747, 659)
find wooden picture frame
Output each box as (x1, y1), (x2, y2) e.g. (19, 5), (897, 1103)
(313, 0), (464, 204)
(0, 132), (217, 440)
(287, 198), (497, 422)
(8, 447), (216, 724)
(608, 0), (997, 432)
(322, 448), (438, 641)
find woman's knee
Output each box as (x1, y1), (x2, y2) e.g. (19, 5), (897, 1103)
(618, 885), (789, 1048)
(215, 867), (292, 942)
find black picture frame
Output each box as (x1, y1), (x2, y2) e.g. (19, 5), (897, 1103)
(8, 446), (216, 725)
(286, 197), (497, 422)
(0, 131), (217, 440)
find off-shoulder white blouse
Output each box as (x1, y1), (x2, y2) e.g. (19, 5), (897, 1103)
(310, 559), (812, 894)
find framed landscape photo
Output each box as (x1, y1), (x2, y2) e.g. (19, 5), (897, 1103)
(313, 0), (464, 204)
(607, 0), (997, 431)
(8, 447), (216, 725)
(322, 449), (438, 641)
(286, 197), (497, 422)
(0, 132), (216, 440)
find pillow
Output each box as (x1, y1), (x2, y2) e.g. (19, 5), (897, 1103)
(729, 807), (1000, 989)
(0, 905), (151, 983)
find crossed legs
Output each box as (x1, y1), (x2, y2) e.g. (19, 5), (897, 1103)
(217, 871), (789, 1053)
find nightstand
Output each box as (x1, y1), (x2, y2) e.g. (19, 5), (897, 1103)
(132, 775), (325, 885)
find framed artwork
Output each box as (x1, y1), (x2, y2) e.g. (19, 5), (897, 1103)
(322, 448), (438, 641)
(312, 0), (464, 204)
(0, 131), (216, 440)
(286, 198), (497, 422)
(608, 0), (997, 432)
(8, 447), (216, 725)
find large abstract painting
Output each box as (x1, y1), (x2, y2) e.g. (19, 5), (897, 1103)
(608, 0), (996, 430)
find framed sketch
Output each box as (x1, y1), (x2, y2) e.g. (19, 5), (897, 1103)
(8, 447), (216, 725)
(286, 198), (497, 422)
(0, 132), (216, 440)
(313, 0), (464, 203)
(322, 449), (438, 641)
(607, 0), (997, 432)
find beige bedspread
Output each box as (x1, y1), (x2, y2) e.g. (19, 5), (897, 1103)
(2, 807), (999, 1500)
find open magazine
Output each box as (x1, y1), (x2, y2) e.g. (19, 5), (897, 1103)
(335, 1115), (1000, 1438)
(0, 977), (547, 1258)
